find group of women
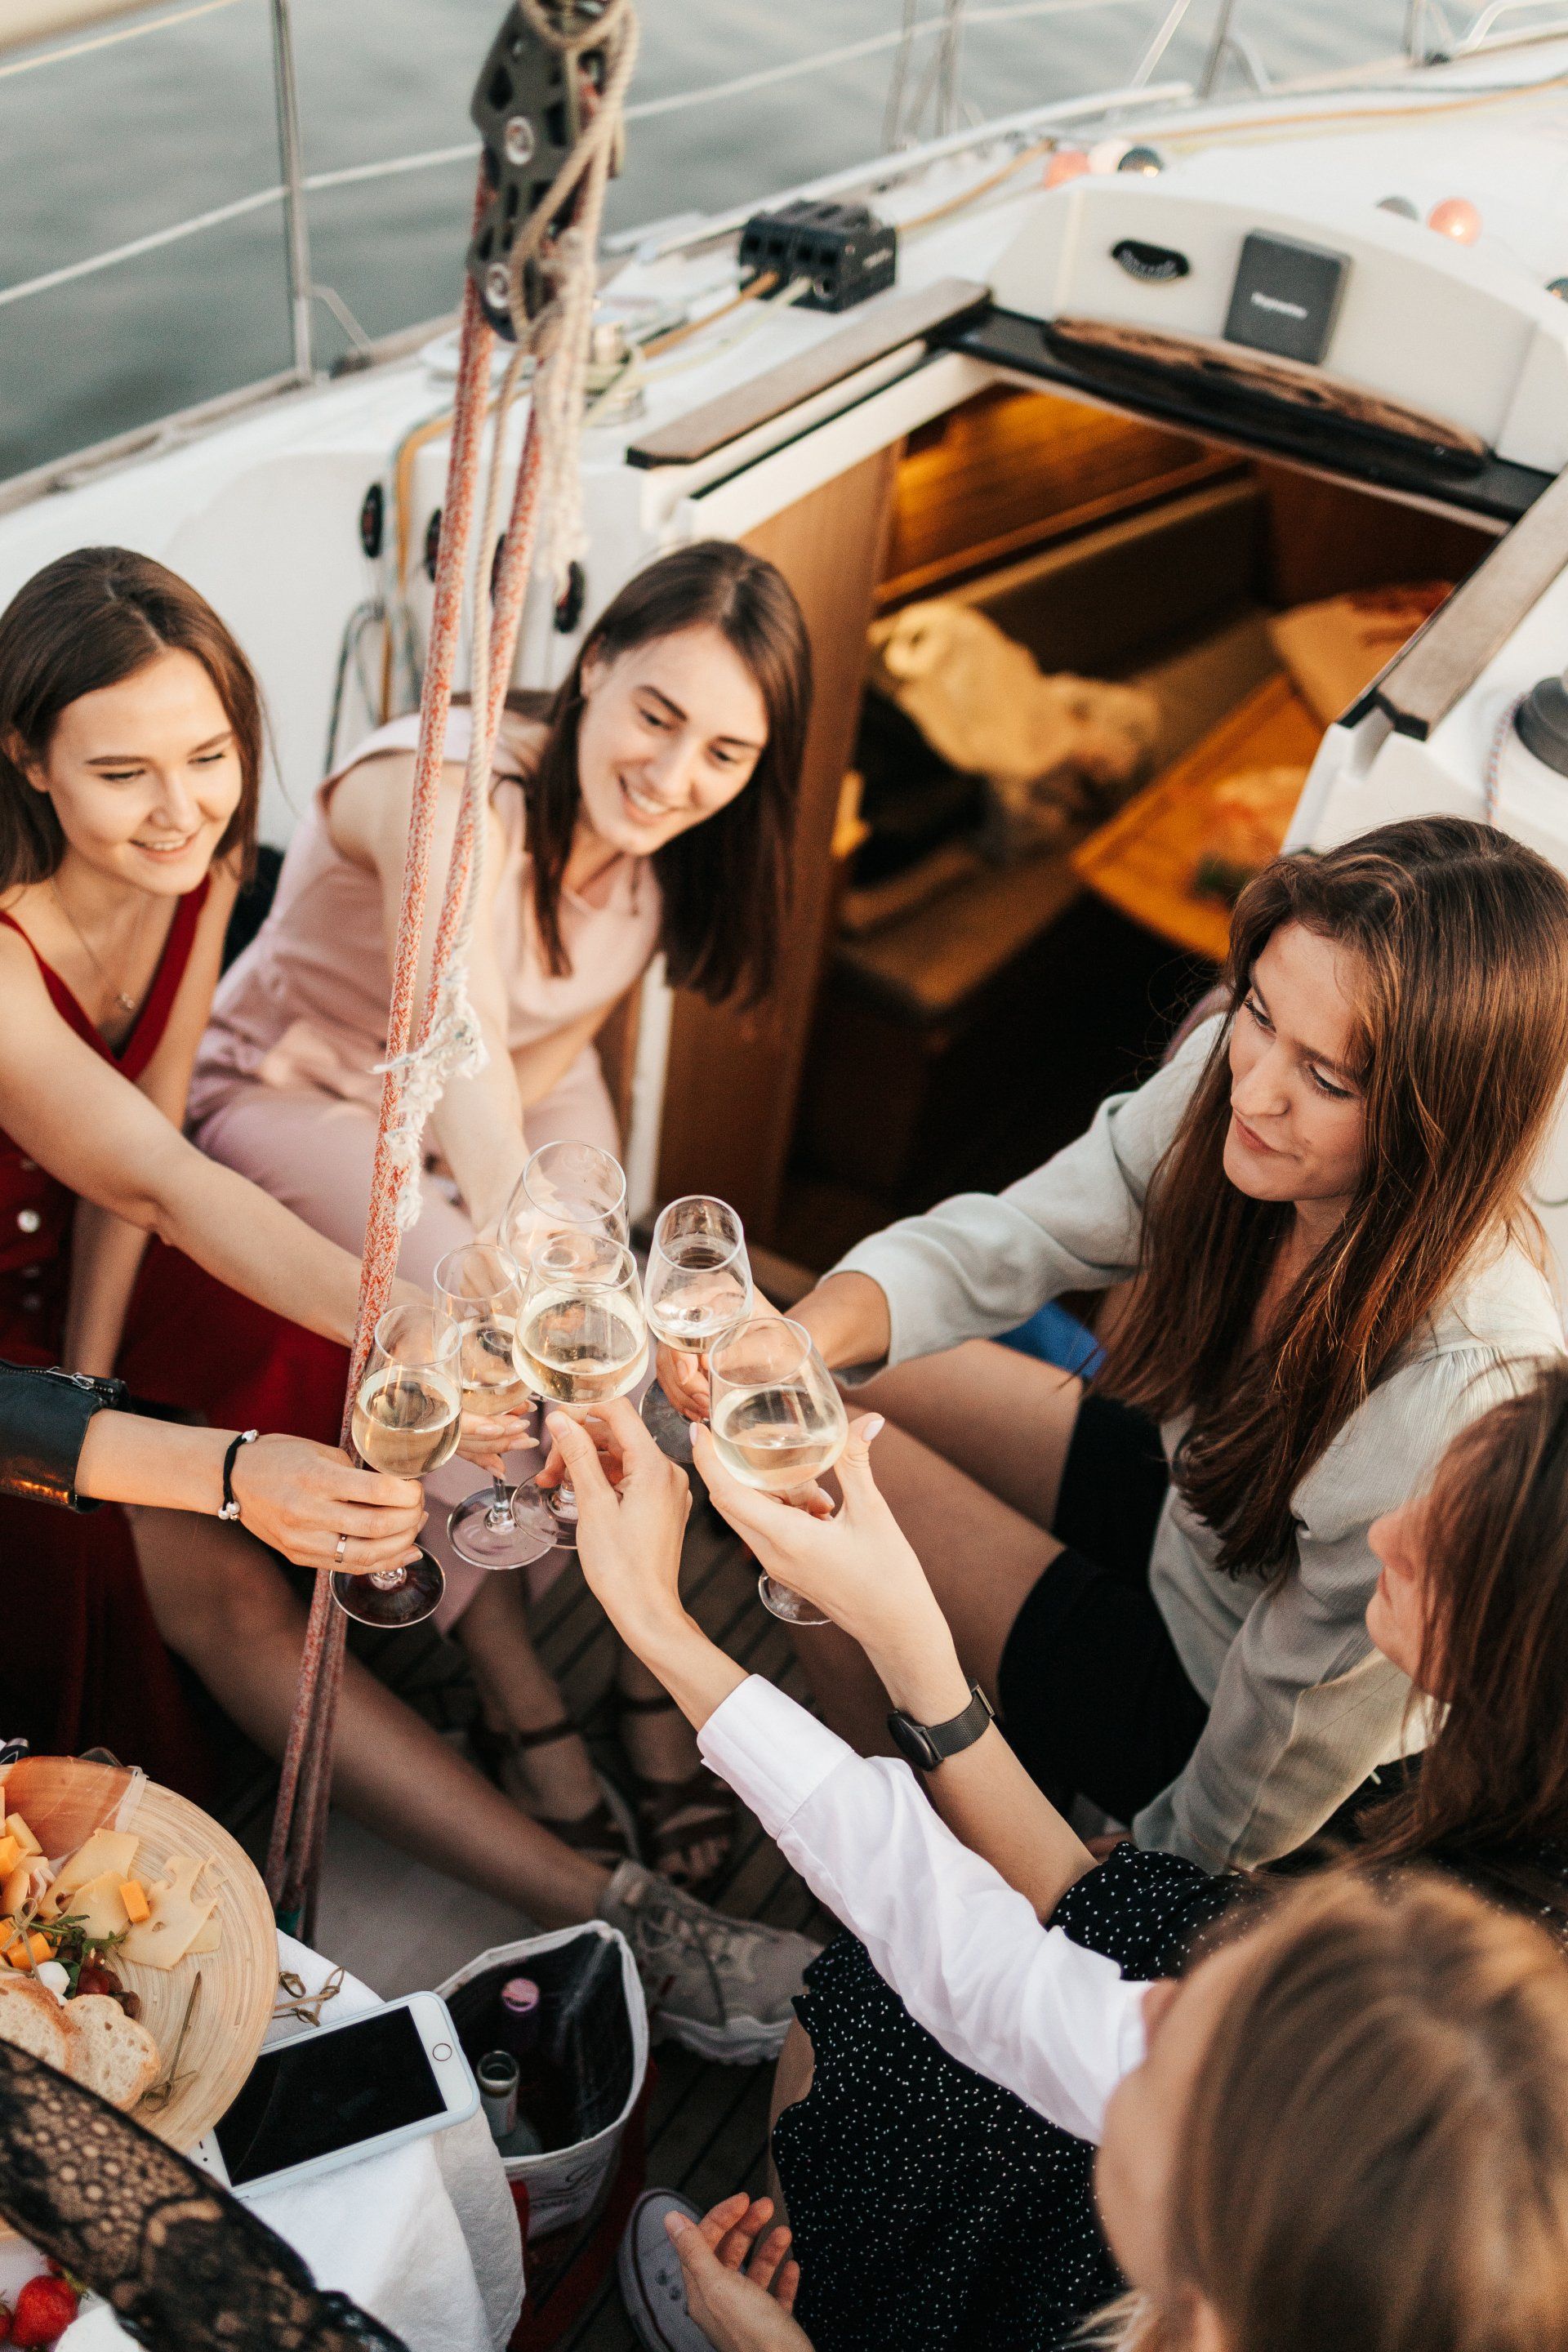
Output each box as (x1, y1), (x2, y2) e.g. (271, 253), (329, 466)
(4, 528), (1568, 2352)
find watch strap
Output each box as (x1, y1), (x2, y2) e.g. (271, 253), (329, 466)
(887, 1682), (996, 1772)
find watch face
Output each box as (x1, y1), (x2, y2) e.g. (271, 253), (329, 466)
(888, 1713), (940, 1771)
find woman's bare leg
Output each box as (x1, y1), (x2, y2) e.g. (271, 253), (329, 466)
(788, 1416), (1067, 1751)
(452, 1572), (602, 1821)
(765, 2017), (817, 2221)
(854, 1339), (1083, 1530)
(131, 1508), (608, 1927)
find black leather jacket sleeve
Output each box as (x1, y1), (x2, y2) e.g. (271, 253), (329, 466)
(0, 1361), (127, 1512)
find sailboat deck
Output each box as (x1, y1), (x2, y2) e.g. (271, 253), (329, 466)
(217, 1494), (829, 2352)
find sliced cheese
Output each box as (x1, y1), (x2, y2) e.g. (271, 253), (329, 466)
(119, 1855), (217, 1971)
(58, 1870), (130, 1943)
(185, 1918), (221, 1956)
(51, 1832), (139, 1901)
(5, 1815), (41, 1859)
(0, 1838), (22, 1883)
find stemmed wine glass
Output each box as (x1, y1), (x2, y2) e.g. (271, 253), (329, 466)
(433, 1244), (556, 1570)
(500, 1139), (633, 1548)
(706, 1316), (849, 1626)
(639, 1196), (753, 1465)
(332, 1303), (462, 1628)
(514, 1228), (649, 1546)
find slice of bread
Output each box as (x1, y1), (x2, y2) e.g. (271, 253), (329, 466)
(0, 1976), (80, 2075)
(67, 1995), (161, 2111)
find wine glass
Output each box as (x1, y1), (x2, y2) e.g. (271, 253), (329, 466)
(640, 1196), (753, 1465)
(433, 1244), (557, 1570)
(706, 1316), (849, 1627)
(501, 1138), (629, 1260)
(514, 1227), (648, 1548)
(332, 1303), (461, 1628)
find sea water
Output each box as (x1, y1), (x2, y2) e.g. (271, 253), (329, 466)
(0, 0), (1407, 483)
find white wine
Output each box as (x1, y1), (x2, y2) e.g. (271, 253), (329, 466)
(710, 1386), (847, 1493)
(458, 1317), (533, 1419)
(353, 1365), (461, 1477)
(518, 1289), (648, 1407)
(646, 1274), (750, 1351)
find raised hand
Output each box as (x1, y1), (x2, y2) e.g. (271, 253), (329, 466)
(229, 1436), (426, 1575)
(665, 2194), (809, 2352)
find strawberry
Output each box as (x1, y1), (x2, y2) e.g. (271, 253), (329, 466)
(11, 2274), (78, 2346)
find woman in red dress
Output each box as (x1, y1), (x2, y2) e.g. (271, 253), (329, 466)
(0, 551), (819, 2034)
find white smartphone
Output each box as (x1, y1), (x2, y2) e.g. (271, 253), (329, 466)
(204, 1992), (479, 2198)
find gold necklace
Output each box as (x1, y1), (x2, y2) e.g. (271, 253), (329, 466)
(50, 880), (145, 1018)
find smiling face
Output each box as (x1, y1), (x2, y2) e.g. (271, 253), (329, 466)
(1095, 1939), (1255, 2331)
(21, 645), (242, 898)
(572, 623), (769, 858)
(1223, 920), (1369, 1220)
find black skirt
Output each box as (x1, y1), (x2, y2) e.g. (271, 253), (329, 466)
(996, 1392), (1209, 1825)
(776, 1842), (1237, 2352)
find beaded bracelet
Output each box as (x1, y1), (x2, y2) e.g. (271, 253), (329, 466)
(219, 1428), (260, 1521)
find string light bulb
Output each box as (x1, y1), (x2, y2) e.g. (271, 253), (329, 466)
(1428, 197), (1482, 243)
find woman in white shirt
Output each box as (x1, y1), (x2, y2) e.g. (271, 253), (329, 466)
(746, 818), (1568, 1873)
(553, 1398), (1568, 2352)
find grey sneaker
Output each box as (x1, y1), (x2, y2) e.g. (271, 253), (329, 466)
(598, 1860), (818, 2063)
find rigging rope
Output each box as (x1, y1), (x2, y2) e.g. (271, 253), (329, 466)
(265, 0), (638, 1935)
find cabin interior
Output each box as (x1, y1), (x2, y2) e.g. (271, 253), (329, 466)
(649, 381), (1496, 1272)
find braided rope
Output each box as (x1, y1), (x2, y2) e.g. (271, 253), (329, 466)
(265, 6), (637, 1935)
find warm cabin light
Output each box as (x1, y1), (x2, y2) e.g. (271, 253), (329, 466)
(1548, 277), (1568, 303)
(1087, 138), (1131, 174)
(1045, 148), (1091, 189)
(1118, 145), (1164, 176)
(1427, 197), (1481, 243)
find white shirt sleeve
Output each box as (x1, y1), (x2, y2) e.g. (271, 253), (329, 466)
(700, 1676), (1147, 2144)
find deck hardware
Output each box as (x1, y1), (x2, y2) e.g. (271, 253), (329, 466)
(738, 200), (898, 314)
(424, 509), (442, 583)
(359, 483), (385, 560)
(1223, 231), (1348, 366)
(1113, 238), (1189, 282)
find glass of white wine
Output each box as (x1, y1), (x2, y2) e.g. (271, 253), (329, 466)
(433, 1243), (556, 1571)
(513, 1227), (649, 1548)
(332, 1303), (462, 1628)
(706, 1316), (849, 1626)
(640, 1195), (753, 1465)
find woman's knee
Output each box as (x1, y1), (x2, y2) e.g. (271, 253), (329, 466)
(131, 1511), (301, 1654)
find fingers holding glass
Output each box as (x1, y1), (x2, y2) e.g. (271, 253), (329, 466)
(433, 1242), (557, 1571)
(510, 1226), (648, 1549)
(641, 1195), (752, 1463)
(706, 1316), (849, 1624)
(332, 1303), (461, 1628)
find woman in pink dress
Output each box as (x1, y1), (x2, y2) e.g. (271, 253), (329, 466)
(190, 541), (813, 1886)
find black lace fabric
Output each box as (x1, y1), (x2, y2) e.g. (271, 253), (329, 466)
(0, 2043), (410, 2351)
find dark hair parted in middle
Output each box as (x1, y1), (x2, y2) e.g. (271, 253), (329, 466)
(1100, 816), (1568, 1579)
(514, 541), (812, 1008)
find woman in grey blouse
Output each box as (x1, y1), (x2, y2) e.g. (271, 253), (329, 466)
(773, 817), (1568, 1873)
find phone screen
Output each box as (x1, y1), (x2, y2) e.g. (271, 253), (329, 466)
(216, 2007), (445, 2185)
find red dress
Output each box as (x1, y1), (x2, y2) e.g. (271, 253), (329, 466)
(0, 886), (346, 1793)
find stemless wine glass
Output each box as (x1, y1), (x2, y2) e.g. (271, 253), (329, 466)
(332, 1303), (461, 1628)
(433, 1244), (557, 1570)
(640, 1196), (753, 1465)
(706, 1316), (849, 1627)
(513, 1228), (649, 1548)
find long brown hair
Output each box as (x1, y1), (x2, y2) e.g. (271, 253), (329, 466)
(1100, 818), (1568, 1577)
(1111, 1873), (1568, 2352)
(1354, 1362), (1568, 1891)
(0, 547), (262, 889)
(517, 541), (811, 1006)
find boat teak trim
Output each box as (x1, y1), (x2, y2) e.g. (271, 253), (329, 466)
(1346, 462), (1568, 742)
(625, 276), (991, 469)
(938, 304), (1553, 529)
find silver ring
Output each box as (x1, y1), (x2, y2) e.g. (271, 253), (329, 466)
(334, 1532), (350, 1566)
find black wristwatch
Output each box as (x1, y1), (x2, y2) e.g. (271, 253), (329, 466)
(887, 1682), (996, 1772)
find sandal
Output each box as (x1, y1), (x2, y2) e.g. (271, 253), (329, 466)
(470, 1716), (639, 1871)
(615, 1689), (737, 1894)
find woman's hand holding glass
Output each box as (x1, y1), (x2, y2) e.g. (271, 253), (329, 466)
(704, 1316), (849, 1624)
(692, 1409), (969, 1722)
(641, 1195), (752, 1463)
(227, 1436), (426, 1575)
(332, 1303), (461, 1628)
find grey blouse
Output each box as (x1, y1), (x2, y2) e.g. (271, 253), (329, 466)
(835, 1016), (1566, 1873)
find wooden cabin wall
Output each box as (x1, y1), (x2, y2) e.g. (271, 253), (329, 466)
(654, 446), (898, 1242)
(1251, 462), (1495, 607)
